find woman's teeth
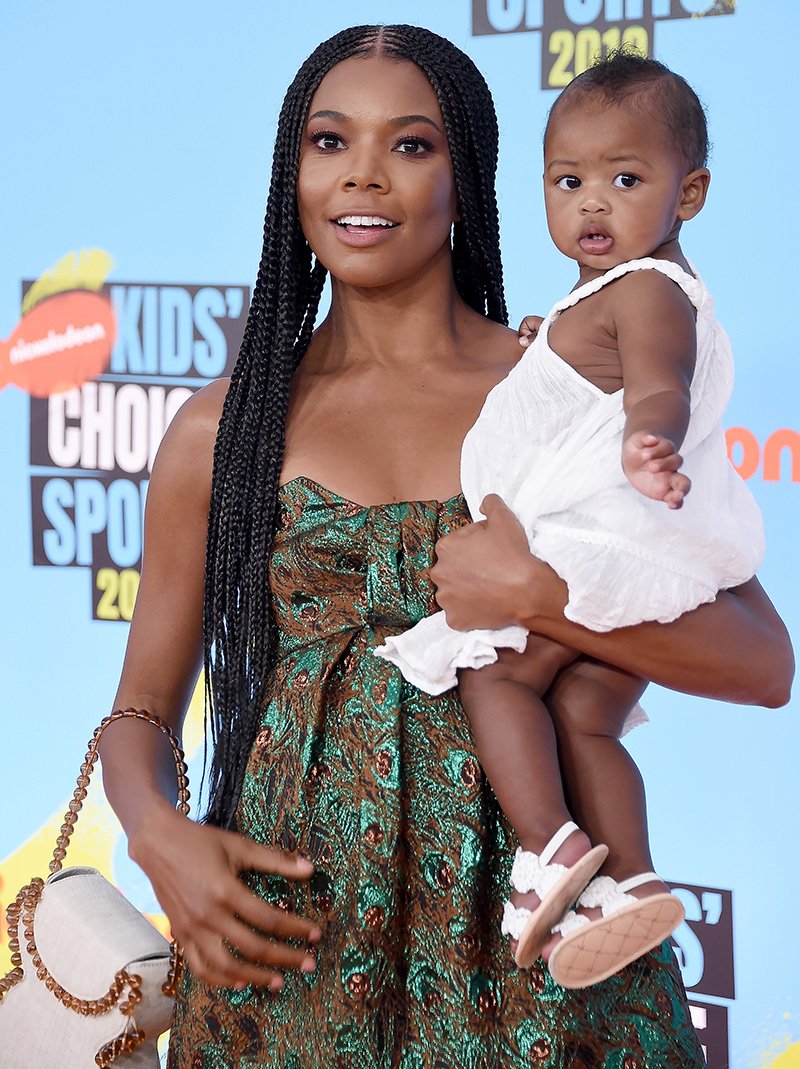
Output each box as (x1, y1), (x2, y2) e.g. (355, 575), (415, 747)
(336, 216), (396, 227)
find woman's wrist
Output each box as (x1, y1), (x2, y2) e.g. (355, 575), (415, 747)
(512, 552), (567, 630)
(126, 795), (188, 867)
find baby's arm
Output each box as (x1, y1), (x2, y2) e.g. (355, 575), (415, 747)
(612, 270), (696, 509)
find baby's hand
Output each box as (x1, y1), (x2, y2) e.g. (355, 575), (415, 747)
(517, 314), (544, 348)
(622, 432), (691, 509)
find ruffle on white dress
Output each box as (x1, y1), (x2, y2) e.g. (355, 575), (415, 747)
(374, 259), (765, 698)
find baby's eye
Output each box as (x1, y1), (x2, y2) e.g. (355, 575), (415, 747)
(395, 136), (434, 156)
(613, 173), (640, 189)
(309, 131), (345, 151)
(556, 175), (581, 191)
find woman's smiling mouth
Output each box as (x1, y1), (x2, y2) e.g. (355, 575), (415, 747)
(334, 214), (399, 229)
(331, 214), (400, 246)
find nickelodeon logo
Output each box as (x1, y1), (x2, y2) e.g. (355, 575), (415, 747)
(726, 427), (800, 482)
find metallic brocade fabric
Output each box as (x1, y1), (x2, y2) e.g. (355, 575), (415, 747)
(168, 477), (705, 1069)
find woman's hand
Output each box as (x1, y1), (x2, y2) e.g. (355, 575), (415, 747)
(129, 804), (321, 991)
(431, 494), (549, 630)
(431, 495), (793, 707)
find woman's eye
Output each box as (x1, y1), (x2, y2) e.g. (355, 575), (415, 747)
(556, 175), (581, 191)
(613, 173), (640, 189)
(309, 131), (344, 151)
(395, 136), (434, 156)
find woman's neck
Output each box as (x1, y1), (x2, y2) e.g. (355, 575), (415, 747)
(308, 256), (477, 371)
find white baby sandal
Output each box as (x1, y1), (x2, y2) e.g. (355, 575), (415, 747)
(501, 821), (608, 969)
(547, 872), (685, 988)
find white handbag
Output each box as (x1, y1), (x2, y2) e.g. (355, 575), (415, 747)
(0, 709), (189, 1068)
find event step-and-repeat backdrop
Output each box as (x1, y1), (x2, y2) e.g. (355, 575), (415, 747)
(1, 3), (797, 1066)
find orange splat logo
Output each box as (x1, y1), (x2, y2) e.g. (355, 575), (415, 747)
(0, 249), (116, 398)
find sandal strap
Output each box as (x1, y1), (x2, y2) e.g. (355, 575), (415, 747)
(617, 872), (662, 893)
(510, 821), (580, 896)
(553, 908), (590, 937)
(577, 875), (635, 914)
(577, 871), (663, 915)
(501, 901), (532, 941)
(541, 821), (580, 865)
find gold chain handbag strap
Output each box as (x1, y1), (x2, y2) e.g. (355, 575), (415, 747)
(0, 708), (190, 1064)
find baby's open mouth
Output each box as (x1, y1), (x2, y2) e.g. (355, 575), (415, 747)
(579, 230), (613, 253)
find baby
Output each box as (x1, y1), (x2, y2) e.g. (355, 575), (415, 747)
(375, 50), (764, 989)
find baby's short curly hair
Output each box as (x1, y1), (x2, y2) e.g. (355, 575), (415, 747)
(547, 49), (709, 171)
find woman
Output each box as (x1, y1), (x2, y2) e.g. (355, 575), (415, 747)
(100, 24), (792, 1067)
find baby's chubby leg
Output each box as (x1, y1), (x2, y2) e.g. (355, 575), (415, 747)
(458, 635), (578, 851)
(458, 636), (595, 951)
(541, 658), (668, 959)
(545, 658), (651, 880)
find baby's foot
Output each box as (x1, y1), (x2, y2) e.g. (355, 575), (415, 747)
(540, 873), (670, 963)
(505, 826), (597, 964)
(543, 872), (685, 987)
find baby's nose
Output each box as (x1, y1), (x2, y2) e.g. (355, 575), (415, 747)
(580, 197), (608, 213)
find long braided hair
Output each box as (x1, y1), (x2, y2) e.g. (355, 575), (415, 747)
(204, 24), (508, 828)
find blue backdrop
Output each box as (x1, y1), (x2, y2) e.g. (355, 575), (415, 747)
(1, 3), (797, 1066)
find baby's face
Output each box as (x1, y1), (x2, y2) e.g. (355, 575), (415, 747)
(543, 97), (693, 278)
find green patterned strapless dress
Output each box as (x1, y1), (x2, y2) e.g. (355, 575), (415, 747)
(168, 476), (705, 1069)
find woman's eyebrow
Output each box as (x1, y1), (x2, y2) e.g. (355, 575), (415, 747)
(391, 114), (442, 133)
(306, 109), (442, 134)
(308, 109), (349, 123)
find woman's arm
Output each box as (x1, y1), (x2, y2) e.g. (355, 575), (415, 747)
(99, 379), (320, 990)
(431, 495), (794, 707)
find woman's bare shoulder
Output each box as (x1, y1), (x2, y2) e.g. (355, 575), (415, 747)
(463, 312), (522, 371)
(171, 376), (230, 439)
(151, 377), (230, 496)
(163, 376), (229, 450)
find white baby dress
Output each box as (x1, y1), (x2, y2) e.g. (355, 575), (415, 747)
(374, 258), (765, 695)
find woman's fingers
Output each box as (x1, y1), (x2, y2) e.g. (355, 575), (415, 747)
(234, 835), (315, 881)
(227, 880), (322, 945)
(181, 935), (285, 991)
(218, 914), (317, 972)
(175, 893), (318, 991)
(175, 882), (320, 989)
(139, 818), (325, 989)
(430, 494), (537, 630)
(226, 834), (322, 940)
(479, 493), (515, 520)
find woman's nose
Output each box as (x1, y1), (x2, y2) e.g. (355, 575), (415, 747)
(341, 149), (389, 192)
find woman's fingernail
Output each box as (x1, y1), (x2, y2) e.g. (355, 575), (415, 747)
(270, 977), (284, 992)
(301, 956), (316, 973)
(234, 982), (246, 992)
(519, 336), (529, 347)
(309, 926), (322, 942)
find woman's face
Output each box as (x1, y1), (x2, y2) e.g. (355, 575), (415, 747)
(297, 55), (458, 290)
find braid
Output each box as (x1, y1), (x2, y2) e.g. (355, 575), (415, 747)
(204, 25), (508, 828)
(379, 26), (507, 324)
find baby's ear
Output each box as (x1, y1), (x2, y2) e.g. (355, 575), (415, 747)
(678, 168), (711, 221)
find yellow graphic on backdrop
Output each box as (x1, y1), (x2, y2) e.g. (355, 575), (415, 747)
(766, 1039), (800, 1068)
